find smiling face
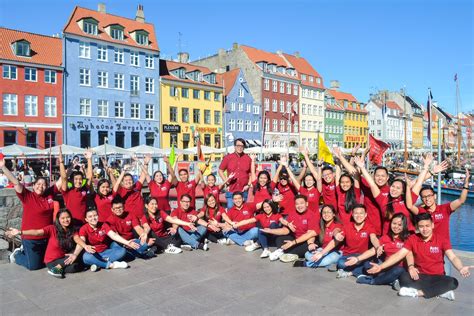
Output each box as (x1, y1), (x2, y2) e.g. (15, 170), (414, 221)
(351, 207), (367, 224)
(339, 175), (352, 192)
(179, 196), (191, 211)
(32, 178), (47, 195)
(234, 140), (245, 154)
(179, 170), (189, 182)
(262, 202), (273, 214)
(58, 211), (71, 228)
(99, 181), (110, 196)
(258, 172), (269, 186)
(321, 206), (336, 223)
(122, 174), (134, 190)
(295, 197), (308, 214)
(232, 194), (244, 208)
(146, 198), (158, 214)
(420, 189), (436, 208)
(374, 169), (389, 187)
(206, 195), (217, 208)
(85, 210), (99, 227)
(390, 216), (403, 235)
(322, 169), (334, 184)
(417, 219), (434, 238)
(304, 175), (315, 188)
(154, 172), (164, 184)
(389, 181), (404, 199)
(73, 174), (83, 189)
(207, 175), (216, 187)
(111, 203), (124, 217)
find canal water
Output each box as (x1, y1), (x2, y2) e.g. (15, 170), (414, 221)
(447, 196), (474, 251)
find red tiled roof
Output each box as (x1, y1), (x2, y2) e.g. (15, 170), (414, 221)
(241, 45), (288, 67)
(282, 53), (324, 89)
(386, 101), (403, 112)
(63, 6), (159, 51)
(325, 103), (345, 112)
(160, 60), (222, 88)
(221, 68), (240, 96)
(326, 89), (358, 103)
(0, 27), (62, 67)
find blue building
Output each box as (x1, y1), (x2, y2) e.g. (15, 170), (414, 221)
(222, 68), (262, 147)
(62, 4), (160, 148)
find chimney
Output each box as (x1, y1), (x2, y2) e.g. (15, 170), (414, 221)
(294, 51), (300, 58)
(232, 42), (239, 50)
(98, 3), (106, 14)
(218, 48), (226, 57)
(330, 80), (340, 90)
(136, 4), (145, 23)
(178, 52), (189, 63)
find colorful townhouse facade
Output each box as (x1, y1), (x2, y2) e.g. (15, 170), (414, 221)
(159, 56), (223, 150)
(222, 68), (262, 147)
(323, 92), (344, 147)
(0, 27), (63, 148)
(62, 4), (160, 148)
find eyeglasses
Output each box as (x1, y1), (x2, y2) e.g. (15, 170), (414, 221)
(421, 194), (434, 200)
(235, 144), (244, 148)
(181, 200), (191, 203)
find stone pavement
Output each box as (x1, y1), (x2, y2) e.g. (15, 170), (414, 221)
(0, 246), (473, 315)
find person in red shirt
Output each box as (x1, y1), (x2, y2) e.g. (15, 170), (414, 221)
(221, 191), (259, 246)
(368, 213), (472, 300)
(92, 170), (123, 222)
(302, 204), (345, 268)
(171, 167), (202, 209)
(144, 156), (176, 214)
(218, 138), (252, 208)
(272, 159), (299, 217)
(335, 204), (380, 279)
(197, 194), (227, 244)
(76, 209), (140, 270)
(6, 209), (84, 278)
(345, 213), (410, 286)
(268, 195), (319, 262)
(200, 173), (232, 204)
(2, 156), (59, 270)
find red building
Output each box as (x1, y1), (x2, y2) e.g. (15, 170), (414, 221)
(0, 27), (63, 148)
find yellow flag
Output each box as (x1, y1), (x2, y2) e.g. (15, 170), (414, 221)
(169, 145), (176, 168)
(318, 135), (335, 165)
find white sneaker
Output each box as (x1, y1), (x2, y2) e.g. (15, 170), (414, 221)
(279, 253), (299, 263)
(180, 244), (193, 251)
(165, 245), (183, 254)
(110, 261), (128, 269)
(245, 241), (261, 252)
(398, 287), (419, 298)
(9, 247), (22, 264)
(226, 238), (236, 245)
(204, 238), (209, 244)
(90, 264), (99, 272)
(438, 290), (455, 301)
(269, 248), (284, 261)
(336, 269), (352, 279)
(243, 240), (253, 247)
(260, 249), (271, 258)
(217, 238), (228, 245)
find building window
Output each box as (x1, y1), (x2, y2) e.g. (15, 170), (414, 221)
(25, 131), (37, 147)
(280, 120), (285, 132)
(245, 120), (251, 132)
(253, 105), (259, 115)
(79, 42), (90, 58)
(169, 106), (177, 122)
(230, 102), (236, 111)
(115, 131), (125, 148)
(3, 94), (18, 115)
(25, 68), (37, 81)
(229, 119), (235, 131)
(96, 131), (107, 145)
(14, 41), (30, 56)
(80, 131), (90, 148)
(193, 109), (200, 123)
(280, 101), (285, 113)
(2, 65), (17, 80)
(98, 71), (108, 88)
(238, 88), (244, 97)
(114, 48), (124, 64)
(145, 104), (154, 119)
(264, 98), (269, 111)
(131, 103), (140, 119)
(265, 119), (270, 132)
(253, 121), (259, 132)
(145, 54), (154, 68)
(286, 83), (292, 94)
(287, 102), (292, 114)
(272, 119), (277, 131)
(145, 77), (154, 93)
(114, 73), (124, 90)
(44, 70), (56, 84)
(204, 110), (211, 124)
(264, 78), (270, 90)
(131, 132), (140, 147)
(246, 104), (251, 113)
(79, 68), (90, 86)
(214, 134), (221, 148)
(115, 101), (124, 118)
(44, 96), (57, 117)
(79, 98), (91, 116)
(214, 110), (220, 125)
(204, 91), (211, 100)
(182, 88), (189, 98)
(145, 132), (154, 146)
(237, 119), (244, 131)
(272, 100), (277, 112)
(136, 33), (149, 45)
(293, 84), (298, 96)
(110, 27), (124, 40)
(97, 45), (107, 61)
(97, 100), (108, 117)
(44, 131), (56, 148)
(238, 103), (243, 112)
(83, 21), (98, 35)
(272, 80), (277, 92)
(280, 82), (285, 93)
(193, 89), (200, 99)
(214, 92), (221, 101)
(130, 51), (139, 66)
(3, 130), (16, 146)
(182, 108), (189, 123)
(170, 86), (178, 97)
(130, 75), (139, 94)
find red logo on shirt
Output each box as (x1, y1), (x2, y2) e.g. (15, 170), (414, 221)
(328, 185), (335, 191)
(243, 211), (249, 215)
(430, 246), (440, 254)
(396, 242), (404, 249)
(187, 183), (193, 188)
(47, 198), (54, 204)
(360, 232), (368, 238)
(434, 214), (444, 221)
(107, 196), (113, 201)
(126, 220), (132, 226)
(161, 187), (167, 191)
(302, 219), (308, 225)
(98, 230), (105, 236)
(81, 191), (87, 196)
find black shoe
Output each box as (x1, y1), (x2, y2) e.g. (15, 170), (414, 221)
(293, 260), (305, 268)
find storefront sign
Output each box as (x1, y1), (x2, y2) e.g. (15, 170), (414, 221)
(163, 124), (181, 133)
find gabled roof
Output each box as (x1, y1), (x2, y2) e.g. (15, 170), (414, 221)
(160, 60), (222, 88)
(221, 68), (241, 96)
(282, 53), (324, 89)
(0, 27), (62, 67)
(386, 101), (403, 112)
(326, 89), (358, 103)
(63, 6), (159, 51)
(241, 45), (288, 67)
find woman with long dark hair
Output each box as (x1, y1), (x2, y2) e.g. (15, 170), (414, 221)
(6, 209), (84, 278)
(144, 156), (175, 214)
(92, 170), (124, 222)
(250, 154), (274, 207)
(336, 173), (361, 227)
(198, 194), (227, 243)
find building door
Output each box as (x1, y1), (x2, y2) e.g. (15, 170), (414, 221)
(98, 131), (108, 145)
(115, 132), (125, 148)
(80, 131), (91, 148)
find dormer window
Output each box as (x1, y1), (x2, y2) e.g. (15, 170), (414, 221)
(301, 74), (307, 81)
(13, 40), (30, 57)
(82, 18), (98, 35)
(178, 68), (185, 79)
(110, 25), (124, 40)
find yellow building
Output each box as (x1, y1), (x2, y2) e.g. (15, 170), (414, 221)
(160, 59), (223, 153)
(327, 90), (368, 148)
(412, 113), (424, 149)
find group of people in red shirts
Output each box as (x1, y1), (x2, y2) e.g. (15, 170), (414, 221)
(2, 137), (472, 301)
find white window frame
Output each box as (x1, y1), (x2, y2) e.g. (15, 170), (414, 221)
(79, 68), (91, 86)
(130, 75), (139, 93)
(145, 104), (154, 120)
(114, 73), (124, 90)
(229, 119), (235, 131)
(264, 78), (270, 90)
(114, 48), (124, 64)
(239, 88), (244, 97)
(253, 121), (259, 132)
(237, 119), (244, 131)
(44, 96), (57, 117)
(264, 98), (269, 111)
(145, 54), (154, 69)
(79, 41), (91, 59)
(98, 71), (108, 88)
(145, 77), (154, 94)
(24, 95), (38, 117)
(130, 51), (140, 67)
(97, 100), (108, 117)
(246, 104), (251, 113)
(3, 94), (18, 115)
(44, 70), (56, 84)
(245, 120), (251, 132)
(131, 103), (140, 119)
(238, 103), (243, 112)
(3, 65), (17, 80)
(272, 100), (277, 112)
(253, 105), (259, 114)
(79, 98), (91, 116)
(97, 45), (108, 61)
(25, 67), (37, 82)
(115, 101), (124, 118)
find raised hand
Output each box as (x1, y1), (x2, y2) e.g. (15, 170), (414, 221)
(464, 169), (471, 186)
(333, 146), (342, 158)
(84, 148), (93, 160)
(351, 143), (360, 156)
(5, 228), (20, 238)
(422, 153), (434, 168)
(144, 154), (152, 165)
(249, 153), (257, 161)
(354, 156), (365, 169)
(432, 160), (449, 174)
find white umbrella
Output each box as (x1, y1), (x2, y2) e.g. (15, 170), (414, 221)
(128, 145), (167, 155)
(0, 144), (43, 156)
(185, 146), (225, 154)
(41, 144), (86, 156)
(92, 144), (131, 156)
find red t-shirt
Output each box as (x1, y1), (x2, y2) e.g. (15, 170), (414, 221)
(42, 225), (75, 264)
(379, 235), (406, 266)
(255, 213), (282, 229)
(175, 180), (197, 208)
(219, 152), (252, 192)
(286, 210), (320, 239)
(203, 185), (221, 201)
(117, 181), (144, 219)
(403, 233), (451, 275)
(252, 180), (274, 205)
(322, 181), (337, 208)
(226, 203), (257, 231)
(274, 182), (297, 216)
(16, 187), (54, 240)
(148, 180), (172, 211)
(417, 203), (453, 239)
(140, 211), (169, 237)
(94, 191), (117, 222)
(61, 186), (90, 223)
(361, 177), (389, 236)
(106, 212), (140, 240)
(341, 222), (375, 255)
(376, 191), (418, 234)
(298, 186), (321, 215)
(171, 207), (199, 232)
(321, 221), (344, 248)
(79, 222), (112, 253)
(336, 186), (362, 227)
(199, 206), (224, 222)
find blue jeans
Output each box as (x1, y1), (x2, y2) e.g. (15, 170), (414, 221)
(225, 227), (259, 246)
(122, 239), (149, 259)
(305, 249), (342, 268)
(257, 223), (280, 249)
(82, 242), (127, 269)
(337, 254), (365, 276)
(14, 238), (48, 270)
(360, 260), (405, 285)
(225, 191), (248, 209)
(178, 226), (207, 249)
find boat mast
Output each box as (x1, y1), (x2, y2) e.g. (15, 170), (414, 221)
(403, 88), (408, 168)
(455, 75), (462, 166)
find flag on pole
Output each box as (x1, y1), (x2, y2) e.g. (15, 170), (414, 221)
(454, 73), (458, 82)
(318, 135), (335, 165)
(381, 101), (388, 120)
(196, 137), (205, 162)
(169, 144), (176, 168)
(427, 89), (433, 142)
(368, 134), (391, 164)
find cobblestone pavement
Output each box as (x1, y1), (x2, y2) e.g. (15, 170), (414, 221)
(0, 245), (473, 315)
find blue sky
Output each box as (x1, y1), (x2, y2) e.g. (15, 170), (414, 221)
(1, 0), (472, 114)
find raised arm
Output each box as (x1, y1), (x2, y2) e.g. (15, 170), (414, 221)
(333, 146), (358, 175)
(84, 149), (94, 186)
(163, 156), (176, 184)
(285, 161), (301, 190)
(250, 153), (257, 182)
(194, 166), (202, 184)
(451, 169), (470, 211)
(0, 158), (23, 193)
(354, 156), (380, 198)
(296, 160), (307, 183)
(301, 148), (319, 180)
(58, 147), (68, 191)
(405, 174), (419, 214)
(411, 154), (433, 196)
(273, 162), (283, 183)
